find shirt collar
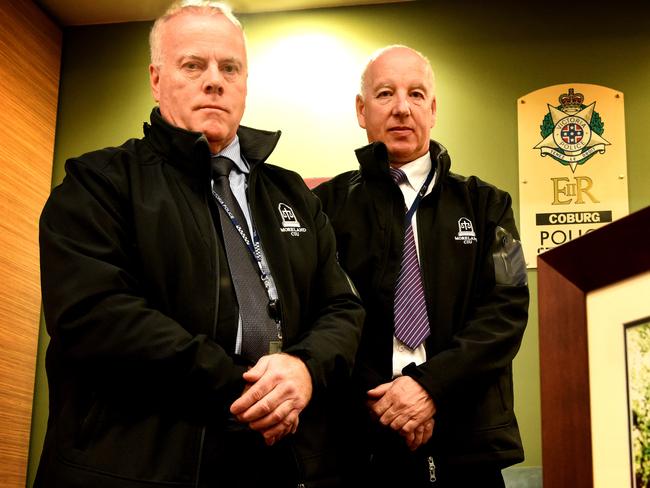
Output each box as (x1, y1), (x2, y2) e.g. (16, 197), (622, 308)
(392, 152), (432, 190)
(214, 135), (249, 174)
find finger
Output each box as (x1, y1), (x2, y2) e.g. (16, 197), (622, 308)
(422, 420), (434, 444)
(247, 400), (295, 431)
(402, 430), (415, 449)
(235, 383), (290, 423)
(409, 425), (425, 451)
(239, 368), (307, 423)
(260, 410), (299, 445)
(368, 388), (394, 418)
(388, 413), (409, 431)
(230, 376), (276, 415)
(377, 406), (400, 427)
(408, 420), (433, 448)
(422, 428), (433, 445)
(401, 417), (424, 435)
(368, 399), (389, 419)
(367, 383), (391, 399)
(241, 355), (270, 383)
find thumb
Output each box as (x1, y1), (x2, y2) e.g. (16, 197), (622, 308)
(367, 382), (391, 398)
(242, 355), (270, 382)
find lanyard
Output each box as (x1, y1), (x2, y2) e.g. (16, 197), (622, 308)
(210, 183), (272, 292)
(403, 167), (436, 227)
(210, 171), (283, 340)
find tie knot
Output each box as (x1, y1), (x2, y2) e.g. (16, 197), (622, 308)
(212, 155), (234, 179)
(389, 167), (407, 185)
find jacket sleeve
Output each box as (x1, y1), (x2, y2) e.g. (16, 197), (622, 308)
(40, 155), (247, 408)
(282, 180), (365, 395)
(403, 189), (529, 409)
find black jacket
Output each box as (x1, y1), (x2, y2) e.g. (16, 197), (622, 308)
(36, 109), (364, 487)
(314, 141), (528, 468)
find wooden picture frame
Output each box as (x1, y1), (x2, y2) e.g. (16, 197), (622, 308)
(624, 317), (650, 488)
(538, 206), (650, 487)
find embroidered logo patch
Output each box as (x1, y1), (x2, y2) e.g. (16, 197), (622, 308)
(278, 203), (307, 236)
(454, 217), (477, 244)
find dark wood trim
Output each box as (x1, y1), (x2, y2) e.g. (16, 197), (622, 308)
(538, 259), (592, 487)
(539, 206), (650, 293)
(537, 205), (650, 488)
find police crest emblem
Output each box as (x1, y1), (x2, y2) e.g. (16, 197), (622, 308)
(534, 88), (610, 173)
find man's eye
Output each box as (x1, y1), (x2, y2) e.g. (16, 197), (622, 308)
(411, 91), (425, 99)
(377, 91), (391, 98)
(223, 64), (238, 74)
(184, 63), (199, 70)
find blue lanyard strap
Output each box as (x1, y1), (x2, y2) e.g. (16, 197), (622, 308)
(211, 184), (269, 284)
(403, 167), (436, 227)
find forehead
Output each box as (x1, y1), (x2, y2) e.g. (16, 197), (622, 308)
(366, 49), (432, 90)
(160, 11), (246, 60)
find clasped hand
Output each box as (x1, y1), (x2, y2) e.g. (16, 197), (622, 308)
(367, 375), (436, 451)
(230, 353), (312, 446)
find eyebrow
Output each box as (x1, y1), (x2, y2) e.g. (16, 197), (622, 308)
(220, 56), (243, 67)
(177, 53), (204, 63)
(177, 54), (243, 66)
(372, 82), (393, 91)
(372, 81), (430, 93)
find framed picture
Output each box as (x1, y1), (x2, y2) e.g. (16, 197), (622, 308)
(538, 206), (650, 487)
(625, 318), (650, 488)
(586, 275), (650, 487)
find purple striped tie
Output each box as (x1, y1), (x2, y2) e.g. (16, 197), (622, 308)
(390, 167), (430, 349)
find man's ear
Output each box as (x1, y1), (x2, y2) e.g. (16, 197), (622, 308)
(355, 94), (366, 129)
(149, 64), (160, 103)
(430, 96), (437, 129)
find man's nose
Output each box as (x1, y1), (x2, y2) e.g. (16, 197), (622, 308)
(393, 95), (411, 116)
(203, 65), (224, 95)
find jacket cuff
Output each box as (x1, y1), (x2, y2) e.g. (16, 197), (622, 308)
(402, 362), (441, 409)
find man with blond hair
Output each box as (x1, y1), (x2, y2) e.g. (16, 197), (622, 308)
(315, 45), (529, 486)
(35, 2), (363, 487)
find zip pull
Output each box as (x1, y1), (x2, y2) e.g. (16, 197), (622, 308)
(427, 456), (436, 483)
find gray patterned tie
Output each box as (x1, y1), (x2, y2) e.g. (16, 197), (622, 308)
(390, 167), (431, 349)
(212, 156), (277, 362)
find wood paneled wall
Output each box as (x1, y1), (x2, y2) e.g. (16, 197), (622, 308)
(0, 1), (61, 486)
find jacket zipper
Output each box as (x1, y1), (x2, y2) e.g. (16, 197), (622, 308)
(195, 191), (219, 488)
(427, 456), (436, 483)
(193, 428), (206, 488)
(289, 438), (306, 488)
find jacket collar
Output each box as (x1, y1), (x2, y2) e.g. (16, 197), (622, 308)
(355, 139), (451, 182)
(143, 107), (281, 178)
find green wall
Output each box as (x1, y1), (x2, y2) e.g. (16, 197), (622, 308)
(29, 1), (650, 484)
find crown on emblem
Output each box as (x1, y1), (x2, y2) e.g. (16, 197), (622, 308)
(558, 88), (584, 113)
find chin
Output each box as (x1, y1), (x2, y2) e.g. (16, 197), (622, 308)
(205, 129), (236, 151)
(387, 146), (416, 163)
(200, 122), (229, 140)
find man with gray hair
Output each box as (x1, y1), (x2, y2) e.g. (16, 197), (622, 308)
(315, 45), (529, 486)
(35, 2), (363, 487)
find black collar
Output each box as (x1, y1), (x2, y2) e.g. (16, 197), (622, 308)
(355, 139), (451, 182)
(143, 107), (282, 180)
